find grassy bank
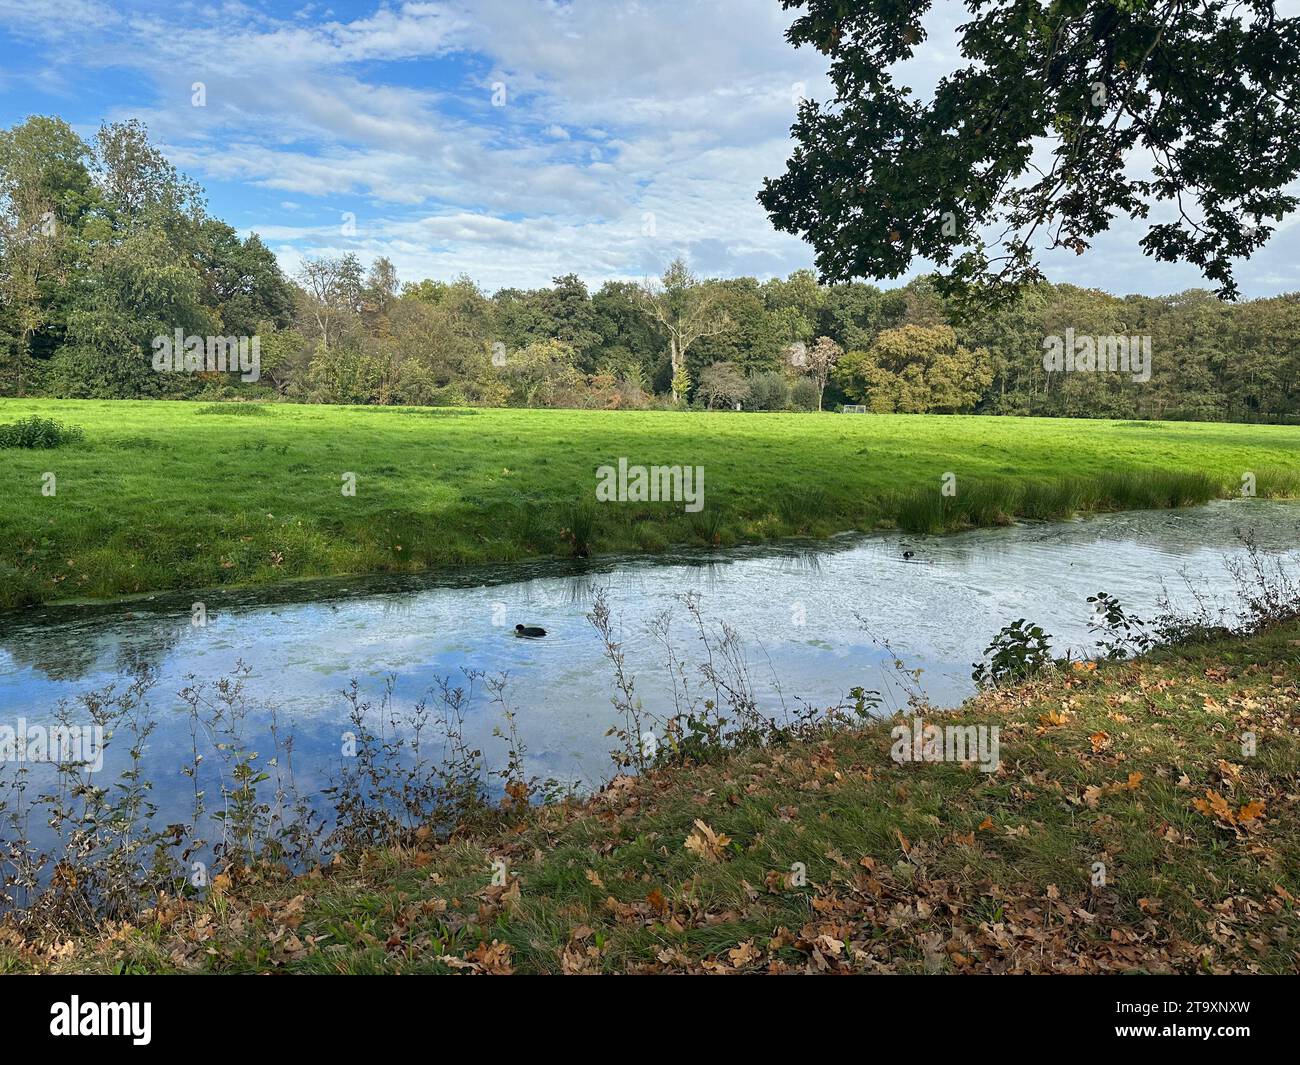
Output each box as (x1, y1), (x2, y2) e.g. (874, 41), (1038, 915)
(5, 622), (1297, 975)
(1, 399), (1298, 609)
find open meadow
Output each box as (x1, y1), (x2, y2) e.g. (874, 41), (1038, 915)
(1, 399), (1298, 609)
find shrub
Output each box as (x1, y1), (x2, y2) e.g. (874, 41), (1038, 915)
(790, 377), (820, 411)
(1087, 591), (1155, 660)
(746, 371), (789, 410)
(695, 361), (748, 410)
(972, 619), (1054, 688)
(393, 361), (440, 405)
(0, 415), (85, 448)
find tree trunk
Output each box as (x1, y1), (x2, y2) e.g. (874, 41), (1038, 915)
(669, 335), (682, 403)
(17, 326), (32, 398)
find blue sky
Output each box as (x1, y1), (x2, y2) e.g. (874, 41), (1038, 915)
(0, 0), (1296, 297)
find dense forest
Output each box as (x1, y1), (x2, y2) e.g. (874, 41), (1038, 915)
(2, 115), (1298, 422)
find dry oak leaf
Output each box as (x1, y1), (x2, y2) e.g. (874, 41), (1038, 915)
(764, 870), (790, 893)
(813, 933), (845, 957)
(468, 938), (514, 975)
(684, 819), (732, 862)
(1237, 799), (1267, 823)
(1192, 789), (1266, 828)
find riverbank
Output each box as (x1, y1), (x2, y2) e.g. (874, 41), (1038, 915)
(2, 400), (1298, 609)
(5, 620), (1296, 975)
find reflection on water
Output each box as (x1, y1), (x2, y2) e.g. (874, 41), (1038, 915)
(1, 500), (1297, 808)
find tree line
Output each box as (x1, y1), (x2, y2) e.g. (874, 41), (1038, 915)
(2, 115), (1297, 422)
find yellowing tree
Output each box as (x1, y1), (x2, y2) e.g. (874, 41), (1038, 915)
(833, 325), (991, 413)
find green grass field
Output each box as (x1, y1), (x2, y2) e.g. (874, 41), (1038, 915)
(2, 399), (1299, 608)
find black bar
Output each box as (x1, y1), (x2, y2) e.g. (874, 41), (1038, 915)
(3, 973), (1293, 1049)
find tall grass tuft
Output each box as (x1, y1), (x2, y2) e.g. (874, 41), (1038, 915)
(1094, 469), (1217, 510)
(194, 403), (272, 417)
(688, 506), (726, 546)
(1018, 477), (1090, 521)
(560, 501), (597, 557)
(893, 469), (1223, 534)
(892, 480), (1017, 534)
(1253, 466), (1300, 499)
(509, 501), (549, 551)
(776, 486), (830, 532)
(892, 487), (950, 534)
(961, 481), (1020, 527)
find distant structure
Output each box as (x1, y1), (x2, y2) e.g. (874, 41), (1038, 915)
(842, 404), (867, 414)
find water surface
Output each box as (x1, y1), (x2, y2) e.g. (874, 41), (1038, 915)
(1, 500), (1296, 812)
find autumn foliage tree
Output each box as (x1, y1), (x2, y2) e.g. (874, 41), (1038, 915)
(833, 325), (992, 413)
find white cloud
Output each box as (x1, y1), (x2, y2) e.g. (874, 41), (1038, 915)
(0, 0), (1294, 296)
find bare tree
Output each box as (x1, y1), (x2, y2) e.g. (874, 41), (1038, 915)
(638, 257), (731, 403)
(787, 335), (842, 412)
(296, 254), (363, 351)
